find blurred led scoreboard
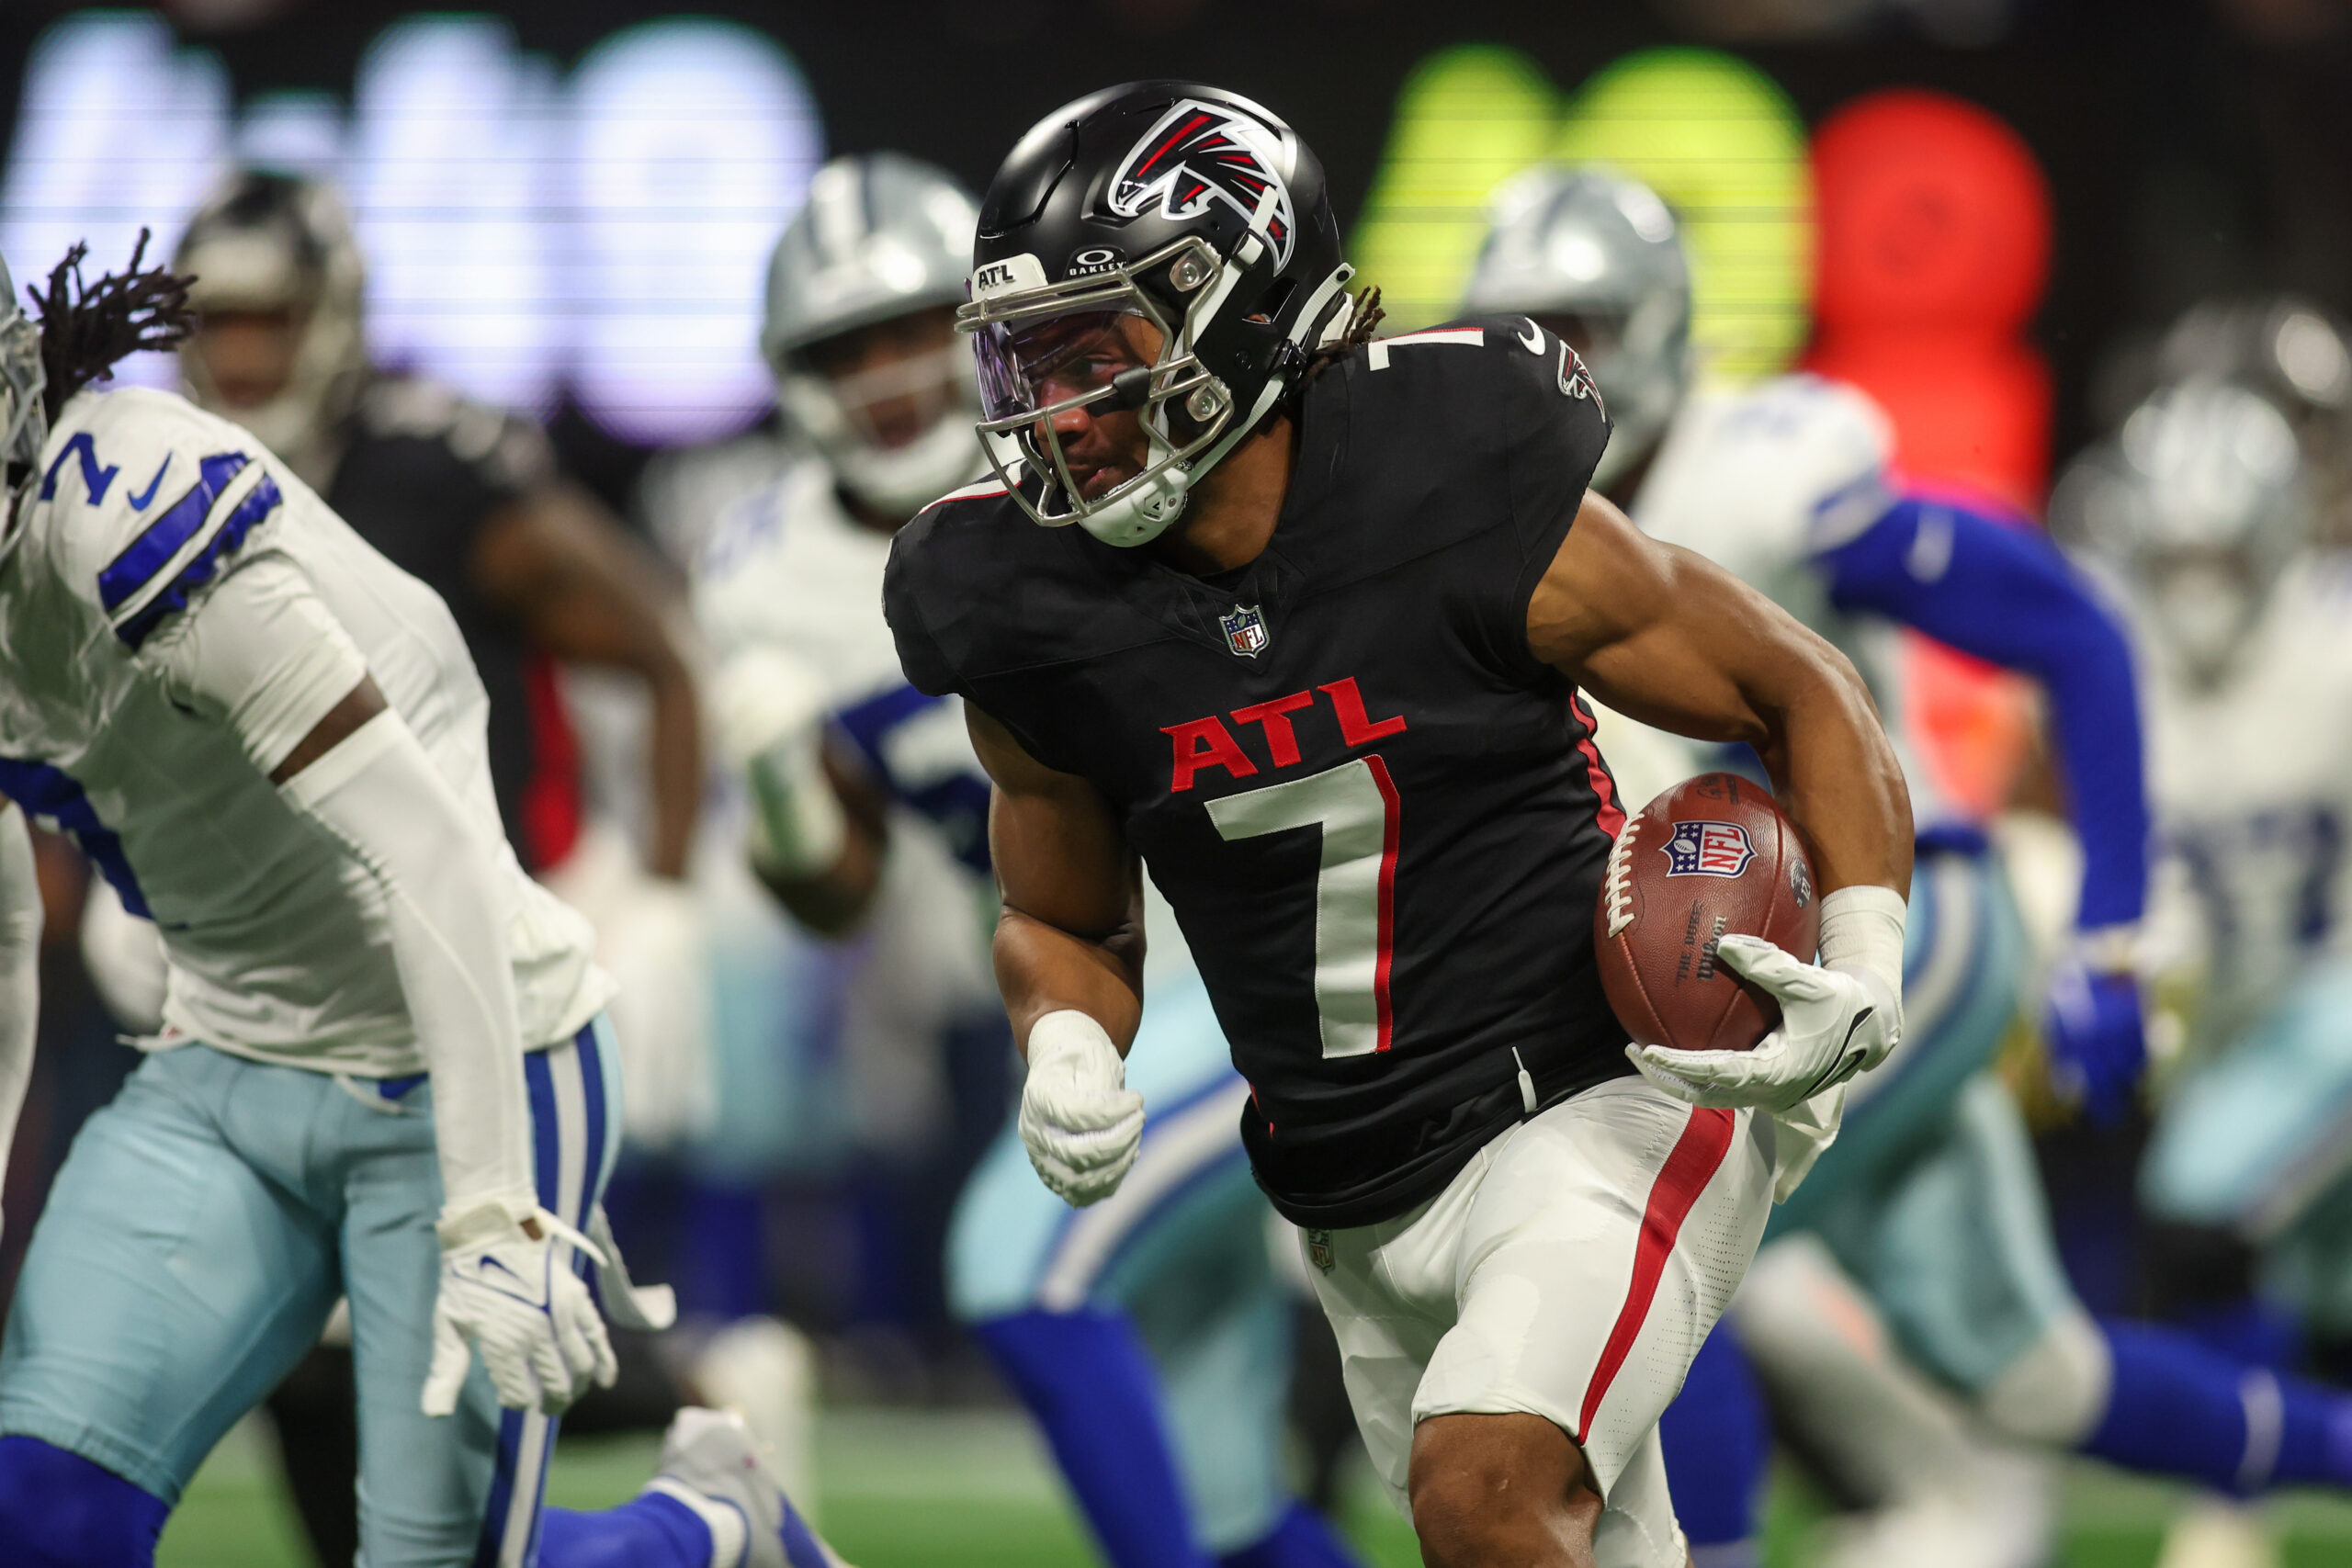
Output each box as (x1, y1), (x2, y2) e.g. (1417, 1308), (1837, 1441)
(0, 11), (825, 444)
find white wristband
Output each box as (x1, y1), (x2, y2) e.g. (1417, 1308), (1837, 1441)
(1817, 884), (1907, 1001)
(1025, 1009), (1121, 1071)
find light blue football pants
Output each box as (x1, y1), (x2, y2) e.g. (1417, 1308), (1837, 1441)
(947, 970), (1291, 1553)
(2143, 955), (2352, 1336)
(0, 1019), (621, 1567)
(1768, 847), (2078, 1394)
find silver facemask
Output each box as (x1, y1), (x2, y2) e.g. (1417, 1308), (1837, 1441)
(763, 153), (987, 520)
(0, 249), (47, 508)
(2053, 379), (2311, 685)
(1463, 164), (1692, 493)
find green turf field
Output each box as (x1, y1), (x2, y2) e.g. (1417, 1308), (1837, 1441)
(156, 1406), (2352, 1567)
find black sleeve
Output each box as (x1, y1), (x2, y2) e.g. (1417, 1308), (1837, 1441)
(1489, 320), (1611, 639)
(883, 520), (961, 697)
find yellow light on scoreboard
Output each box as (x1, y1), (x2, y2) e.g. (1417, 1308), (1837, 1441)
(1349, 43), (1813, 387)
(1554, 48), (1812, 386)
(1346, 45), (1561, 335)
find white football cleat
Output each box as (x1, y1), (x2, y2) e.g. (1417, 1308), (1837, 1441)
(643, 1406), (846, 1568)
(2154, 1496), (2280, 1568)
(690, 1315), (818, 1518)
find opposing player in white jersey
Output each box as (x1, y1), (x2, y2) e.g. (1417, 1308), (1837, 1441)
(698, 152), (1359, 1568)
(0, 241), (840, 1568)
(1466, 169), (2352, 1567)
(2055, 379), (2352, 1563)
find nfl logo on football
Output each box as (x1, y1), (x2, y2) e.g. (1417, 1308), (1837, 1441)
(1662, 819), (1756, 878)
(1221, 603), (1269, 658)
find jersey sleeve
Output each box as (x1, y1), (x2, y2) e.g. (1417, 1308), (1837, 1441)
(882, 513), (965, 698)
(141, 548), (371, 777)
(1489, 319), (1613, 631)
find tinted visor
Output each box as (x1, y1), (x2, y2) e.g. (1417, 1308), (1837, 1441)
(972, 310), (1151, 423)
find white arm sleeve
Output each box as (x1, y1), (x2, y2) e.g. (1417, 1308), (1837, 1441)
(280, 714), (536, 1214)
(140, 551), (369, 777)
(0, 804), (43, 1193)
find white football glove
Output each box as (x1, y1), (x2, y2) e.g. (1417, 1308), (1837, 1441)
(422, 1195), (618, 1417)
(1019, 1010), (1144, 1206)
(1628, 934), (1904, 1114)
(712, 648), (846, 878)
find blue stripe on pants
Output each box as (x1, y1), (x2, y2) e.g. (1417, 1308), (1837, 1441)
(473, 1023), (617, 1568)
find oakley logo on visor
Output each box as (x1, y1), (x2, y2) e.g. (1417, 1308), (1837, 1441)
(1107, 99), (1297, 269)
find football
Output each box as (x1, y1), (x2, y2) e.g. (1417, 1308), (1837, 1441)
(1594, 773), (1823, 1055)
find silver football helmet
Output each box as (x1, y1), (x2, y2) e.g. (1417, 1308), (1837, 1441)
(174, 170), (368, 483)
(2052, 379), (2310, 683)
(1462, 164), (1691, 492)
(0, 248), (47, 501)
(2160, 295), (2352, 547)
(762, 152), (982, 519)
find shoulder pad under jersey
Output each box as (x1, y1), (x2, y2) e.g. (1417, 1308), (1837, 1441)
(25, 388), (290, 651)
(1309, 314), (1611, 581)
(1638, 373), (1894, 583)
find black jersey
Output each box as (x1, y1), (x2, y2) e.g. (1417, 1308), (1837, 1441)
(323, 377), (555, 866)
(886, 318), (1630, 1228)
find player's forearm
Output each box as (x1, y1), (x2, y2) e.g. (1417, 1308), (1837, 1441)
(282, 712), (537, 1212)
(1750, 649), (1914, 900)
(644, 652), (703, 879)
(0, 805), (42, 1189)
(994, 907), (1144, 1056)
(757, 815), (885, 935)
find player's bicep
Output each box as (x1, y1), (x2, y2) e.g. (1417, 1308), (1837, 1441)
(1526, 491), (1853, 746)
(965, 702), (1136, 942)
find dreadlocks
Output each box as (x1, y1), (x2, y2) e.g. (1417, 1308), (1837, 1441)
(32, 231), (198, 423)
(1279, 287), (1383, 423)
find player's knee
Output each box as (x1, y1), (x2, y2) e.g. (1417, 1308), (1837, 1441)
(1408, 1414), (1599, 1568)
(0, 1435), (169, 1567)
(1975, 1310), (2111, 1447)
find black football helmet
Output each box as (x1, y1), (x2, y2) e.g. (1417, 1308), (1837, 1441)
(958, 82), (1352, 546)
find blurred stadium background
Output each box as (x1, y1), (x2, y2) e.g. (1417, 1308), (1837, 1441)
(7, 1), (2352, 1563)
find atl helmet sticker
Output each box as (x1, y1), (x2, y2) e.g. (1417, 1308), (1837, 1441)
(1107, 98), (1297, 269)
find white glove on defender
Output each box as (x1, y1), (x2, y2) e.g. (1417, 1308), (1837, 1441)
(712, 648), (847, 879)
(423, 1195), (619, 1416)
(1020, 1010), (1144, 1206)
(1629, 886), (1907, 1116)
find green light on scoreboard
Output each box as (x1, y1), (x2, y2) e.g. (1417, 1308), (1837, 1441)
(1351, 44), (1812, 387)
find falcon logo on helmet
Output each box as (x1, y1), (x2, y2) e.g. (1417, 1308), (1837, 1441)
(1107, 99), (1297, 269)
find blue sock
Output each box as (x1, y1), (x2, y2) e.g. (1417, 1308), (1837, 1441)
(540, 1494), (712, 1568)
(0, 1436), (170, 1568)
(1654, 1325), (1768, 1558)
(1216, 1501), (1363, 1568)
(975, 1307), (1211, 1568)
(2088, 1319), (2352, 1492)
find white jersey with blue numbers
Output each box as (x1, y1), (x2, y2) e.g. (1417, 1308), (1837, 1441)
(2133, 563), (2352, 1051)
(1623, 373), (1949, 823)
(0, 388), (609, 1073)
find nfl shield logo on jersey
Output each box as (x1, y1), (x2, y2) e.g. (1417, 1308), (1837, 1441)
(1662, 819), (1756, 878)
(1221, 604), (1270, 659)
(1306, 1228), (1335, 1274)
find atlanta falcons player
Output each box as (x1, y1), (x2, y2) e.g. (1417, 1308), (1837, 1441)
(884, 83), (1913, 1567)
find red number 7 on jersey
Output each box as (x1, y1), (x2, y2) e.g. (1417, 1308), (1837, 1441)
(1204, 755), (1401, 1058)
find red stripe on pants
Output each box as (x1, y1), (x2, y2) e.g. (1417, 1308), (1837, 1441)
(1576, 1107), (1737, 1444)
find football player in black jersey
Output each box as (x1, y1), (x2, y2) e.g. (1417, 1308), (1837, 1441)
(885, 85), (1917, 1567)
